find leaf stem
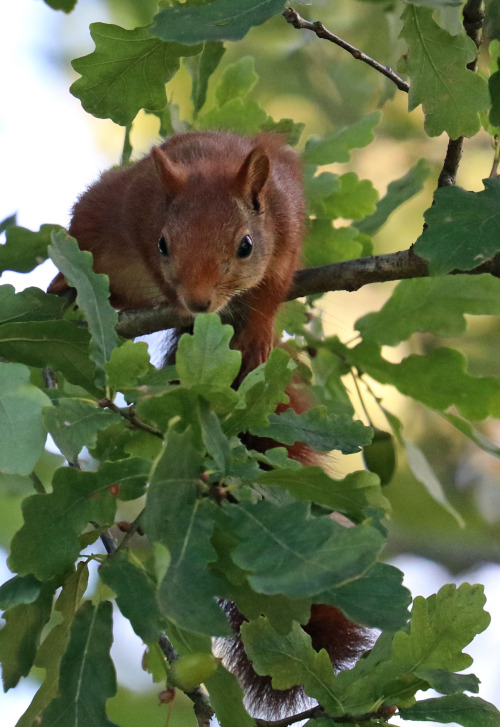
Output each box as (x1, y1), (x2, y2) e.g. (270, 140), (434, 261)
(98, 397), (164, 438)
(351, 370), (374, 429)
(121, 123), (133, 166)
(283, 7), (409, 93)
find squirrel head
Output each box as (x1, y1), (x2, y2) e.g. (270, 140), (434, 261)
(151, 144), (274, 317)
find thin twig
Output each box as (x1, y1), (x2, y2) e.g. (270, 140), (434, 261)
(91, 521), (117, 555)
(255, 704), (397, 727)
(437, 138), (463, 188)
(283, 7), (409, 93)
(98, 397), (164, 439)
(255, 707), (321, 727)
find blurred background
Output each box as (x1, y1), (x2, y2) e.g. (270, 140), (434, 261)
(1, 1), (500, 725)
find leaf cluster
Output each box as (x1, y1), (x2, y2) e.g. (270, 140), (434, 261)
(3, 0), (500, 725)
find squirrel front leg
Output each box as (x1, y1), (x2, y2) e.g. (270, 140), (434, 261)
(231, 267), (296, 381)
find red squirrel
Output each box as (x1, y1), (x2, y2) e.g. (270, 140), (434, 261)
(48, 130), (369, 716)
(49, 131), (305, 378)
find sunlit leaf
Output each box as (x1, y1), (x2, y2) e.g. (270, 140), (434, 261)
(71, 24), (201, 125)
(357, 275), (500, 345)
(400, 5), (489, 137)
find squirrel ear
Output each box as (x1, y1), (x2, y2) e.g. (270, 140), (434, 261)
(236, 147), (270, 210)
(152, 146), (187, 196)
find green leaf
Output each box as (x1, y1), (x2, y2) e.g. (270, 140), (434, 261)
(16, 564), (89, 727)
(9, 459), (149, 580)
(41, 601), (118, 726)
(152, 0), (287, 44)
(405, 439), (464, 526)
(215, 56), (258, 106)
(187, 41), (226, 115)
(318, 562), (410, 632)
(406, 0), (462, 6)
(0, 574), (41, 610)
(258, 467), (389, 522)
(414, 180), (500, 274)
(0, 213), (17, 234)
(241, 617), (342, 715)
(205, 665), (256, 727)
(302, 112), (381, 165)
(357, 158), (430, 235)
(198, 402), (232, 474)
(356, 275), (500, 345)
(303, 220), (364, 267)
(224, 347), (292, 435)
(0, 224), (61, 274)
(0, 363), (51, 476)
(335, 583), (491, 713)
(71, 23), (201, 125)
(399, 694), (500, 726)
(196, 97), (269, 134)
(250, 406), (373, 454)
(43, 0), (78, 11)
(314, 172), (378, 221)
(0, 581), (55, 690)
(400, 5), (489, 138)
(416, 669), (480, 695)
(262, 116), (305, 145)
(225, 501), (383, 597)
(176, 314), (241, 390)
(43, 399), (121, 462)
(0, 320), (98, 394)
(275, 300), (309, 337)
(104, 340), (151, 391)
(143, 427), (230, 635)
(0, 285), (66, 324)
(100, 553), (166, 644)
(48, 231), (119, 387)
(441, 411), (500, 457)
(347, 341), (500, 421)
(489, 61), (500, 127)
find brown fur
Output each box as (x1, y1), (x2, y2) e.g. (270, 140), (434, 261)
(49, 131), (305, 378)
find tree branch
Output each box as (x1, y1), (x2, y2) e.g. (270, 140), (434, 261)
(283, 7), (409, 93)
(114, 249), (500, 340)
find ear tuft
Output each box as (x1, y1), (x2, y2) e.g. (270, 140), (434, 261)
(152, 146), (187, 197)
(235, 147), (270, 209)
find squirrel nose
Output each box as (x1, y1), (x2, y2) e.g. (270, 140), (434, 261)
(185, 297), (212, 314)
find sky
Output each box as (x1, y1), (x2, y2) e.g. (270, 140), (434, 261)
(1, 1), (500, 726)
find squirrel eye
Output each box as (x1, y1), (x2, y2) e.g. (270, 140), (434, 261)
(158, 235), (169, 257)
(237, 235), (253, 259)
